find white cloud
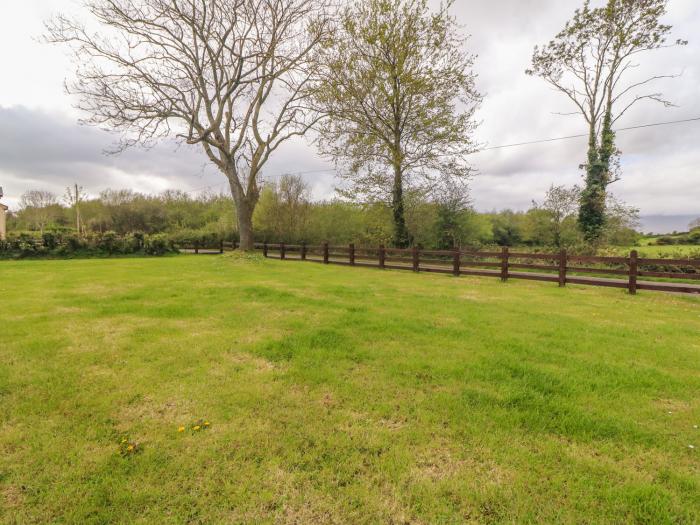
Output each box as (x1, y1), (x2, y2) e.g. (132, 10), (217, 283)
(0, 0), (698, 219)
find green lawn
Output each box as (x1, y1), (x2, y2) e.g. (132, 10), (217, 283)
(1, 255), (699, 524)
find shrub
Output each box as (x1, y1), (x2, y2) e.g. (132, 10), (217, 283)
(122, 233), (142, 253)
(689, 229), (700, 245)
(42, 232), (59, 250)
(144, 234), (174, 256)
(655, 236), (675, 245)
(65, 234), (87, 251)
(97, 231), (120, 254)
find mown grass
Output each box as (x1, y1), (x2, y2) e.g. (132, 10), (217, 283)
(1, 255), (699, 524)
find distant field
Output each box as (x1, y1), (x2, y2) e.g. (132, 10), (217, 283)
(1, 255), (699, 523)
(629, 244), (700, 257)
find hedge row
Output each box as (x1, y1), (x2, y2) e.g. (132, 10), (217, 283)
(0, 232), (179, 258)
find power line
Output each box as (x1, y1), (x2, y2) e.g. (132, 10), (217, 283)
(480, 116), (700, 152)
(182, 116), (700, 191)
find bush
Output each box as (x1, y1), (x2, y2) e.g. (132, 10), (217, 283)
(655, 236), (675, 246)
(97, 231), (120, 254)
(42, 232), (59, 250)
(168, 228), (222, 247)
(689, 229), (700, 245)
(65, 234), (87, 251)
(144, 234), (175, 256)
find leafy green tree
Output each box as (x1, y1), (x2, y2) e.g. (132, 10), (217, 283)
(430, 181), (471, 249)
(528, 0), (686, 242)
(314, 0), (481, 247)
(538, 185), (582, 248)
(254, 175), (311, 243)
(489, 211), (525, 247)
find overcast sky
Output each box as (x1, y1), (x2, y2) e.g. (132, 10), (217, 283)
(0, 0), (698, 231)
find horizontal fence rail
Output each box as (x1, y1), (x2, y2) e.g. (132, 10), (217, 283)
(238, 242), (700, 295)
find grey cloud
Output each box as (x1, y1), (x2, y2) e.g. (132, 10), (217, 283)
(1, 0), (698, 219)
(0, 106), (332, 208)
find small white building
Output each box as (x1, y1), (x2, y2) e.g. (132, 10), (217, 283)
(0, 187), (7, 240)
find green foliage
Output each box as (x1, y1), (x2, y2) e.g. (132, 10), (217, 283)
(41, 231), (59, 250)
(656, 236), (676, 245)
(315, 0), (481, 246)
(489, 211), (524, 247)
(0, 231), (176, 259)
(96, 231), (120, 254)
(144, 234), (175, 256)
(689, 229), (700, 245)
(579, 114), (616, 242)
(254, 176), (312, 243)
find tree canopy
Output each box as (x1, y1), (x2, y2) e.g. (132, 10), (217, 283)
(313, 0), (481, 246)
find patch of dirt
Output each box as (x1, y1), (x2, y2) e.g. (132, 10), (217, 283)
(2, 484), (25, 509)
(226, 351), (282, 373)
(413, 443), (510, 485)
(114, 396), (195, 428)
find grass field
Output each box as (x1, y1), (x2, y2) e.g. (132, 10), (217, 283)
(1, 255), (699, 524)
(618, 244), (700, 258)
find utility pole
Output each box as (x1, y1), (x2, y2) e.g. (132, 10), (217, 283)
(65, 184), (85, 235)
(74, 184), (81, 234)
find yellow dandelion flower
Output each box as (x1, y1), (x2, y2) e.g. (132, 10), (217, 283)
(204, 422), (210, 427)
(178, 426), (185, 432)
(127, 445), (134, 451)
(193, 425), (201, 431)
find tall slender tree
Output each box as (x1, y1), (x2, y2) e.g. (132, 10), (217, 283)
(314, 0), (481, 247)
(46, 0), (334, 249)
(527, 0), (686, 242)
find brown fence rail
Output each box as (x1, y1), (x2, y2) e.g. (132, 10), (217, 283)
(234, 242), (700, 295)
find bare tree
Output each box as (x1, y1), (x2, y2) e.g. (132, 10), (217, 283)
(46, 0), (334, 249)
(20, 190), (59, 234)
(527, 0), (686, 242)
(314, 0), (481, 247)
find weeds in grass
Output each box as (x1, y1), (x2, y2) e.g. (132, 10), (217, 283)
(118, 436), (141, 457)
(179, 420), (211, 434)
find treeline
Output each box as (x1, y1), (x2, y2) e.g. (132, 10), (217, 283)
(7, 176), (642, 250)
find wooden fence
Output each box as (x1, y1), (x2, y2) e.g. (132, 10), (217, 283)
(240, 242), (700, 295)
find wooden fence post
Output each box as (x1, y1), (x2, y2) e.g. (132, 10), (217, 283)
(500, 247), (509, 282)
(301, 242), (307, 261)
(350, 243), (355, 266)
(194, 241), (199, 255)
(220, 240), (224, 254)
(263, 241), (268, 258)
(280, 242), (286, 260)
(379, 245), (386, 269)
(558, 249), (567, 287)
(628, 250), (638, 295)
(453, 249), (461, 277)
(412, 246), (420, 272)
(323, 242), (329, 264)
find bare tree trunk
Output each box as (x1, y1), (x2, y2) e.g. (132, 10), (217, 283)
(227, 172), (258, 251)
(392, 166), (410, 248)
(236, 198), (256, 251)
